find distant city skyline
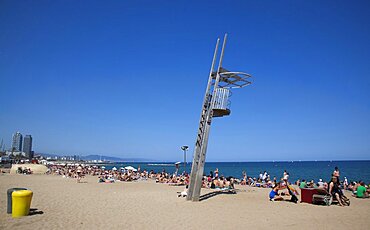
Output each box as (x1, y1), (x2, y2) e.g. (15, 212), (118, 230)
(1, 1), (369, 161)
(6, 131), (34, 159)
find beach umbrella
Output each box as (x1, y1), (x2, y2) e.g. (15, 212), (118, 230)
(124, 166), (137, 171)
(175, 161), (181, 165)
(112, 167), (117, 170)
(101, 166), (105, 169)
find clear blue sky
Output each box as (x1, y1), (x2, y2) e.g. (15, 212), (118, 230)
(1, 0), (369, 161)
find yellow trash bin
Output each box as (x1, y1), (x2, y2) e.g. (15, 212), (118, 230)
(12, 190), (33, 218)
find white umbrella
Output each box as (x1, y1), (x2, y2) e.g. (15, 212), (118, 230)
(175, 161), (181, 165)
(101, 166), (106, 169)
(112, 167), (117, 170)
(124, 166), (137, 171)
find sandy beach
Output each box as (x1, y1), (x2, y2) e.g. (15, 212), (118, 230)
(0, 174), (369, 230)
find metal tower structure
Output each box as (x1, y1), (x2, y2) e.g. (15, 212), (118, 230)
(187, 34), (253, 201)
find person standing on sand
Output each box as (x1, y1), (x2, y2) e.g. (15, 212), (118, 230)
(262, 171), (267, 182)
(283, 170), (289, 182)
(214, 168), (219, 178)
(174, 163), (179, 176)
(241, 171), (247, 185)
(333, 166), (340, 179)
(76, 165), (83, 183)
(343, 177), (348, 189)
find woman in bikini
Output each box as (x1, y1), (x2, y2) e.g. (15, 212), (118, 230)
(329, 176), (345, 206)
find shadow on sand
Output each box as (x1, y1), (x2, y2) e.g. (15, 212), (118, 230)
(29, 208), (44, 216)
(199, 189), (237, 202)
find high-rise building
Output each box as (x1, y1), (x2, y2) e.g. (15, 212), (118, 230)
(23, 135), (33, 159)
(11, 132), (23, 152)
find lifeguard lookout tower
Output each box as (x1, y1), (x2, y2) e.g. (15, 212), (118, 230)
(187, 34), (253, 201)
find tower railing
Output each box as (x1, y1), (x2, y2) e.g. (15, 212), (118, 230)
(212, 88), (231, 117)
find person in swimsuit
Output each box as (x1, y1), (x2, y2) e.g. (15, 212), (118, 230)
(269, 183), (285, 201)
(329, 176), (345, 206)
(76, 165), (83, 183)
(333, 166), (340, 180)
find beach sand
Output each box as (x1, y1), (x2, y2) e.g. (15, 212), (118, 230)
(1, 174), (369, 230)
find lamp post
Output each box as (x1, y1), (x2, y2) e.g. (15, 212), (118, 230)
(181, 146), (188, 173)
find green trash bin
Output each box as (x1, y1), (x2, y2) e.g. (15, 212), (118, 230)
(12, 190), (33, 218)
(7, 188), (27, 214)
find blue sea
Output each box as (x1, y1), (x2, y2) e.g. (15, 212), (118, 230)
(104, 161), (370, 183)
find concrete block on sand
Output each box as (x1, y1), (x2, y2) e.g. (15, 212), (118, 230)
(10, 164), (48, 174)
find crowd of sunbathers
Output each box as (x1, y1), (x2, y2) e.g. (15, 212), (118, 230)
(46, 164), (369, 203)
(267, 166), (369, 206)
(239, 170), (291, 189)
(48, 164), (190, 184)
(142, 167), (236, 190)
(46, 164), (236, 189)
(48, 164), (152, 182)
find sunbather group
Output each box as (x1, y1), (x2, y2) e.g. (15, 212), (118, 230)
(155, 172), (188, 185)
(240, 170), (279, 188)
(269, 166), (369, 206)
(46, 163), (368, 204)
(48, 164), (150, 183)
(207, 176), (235, 189)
